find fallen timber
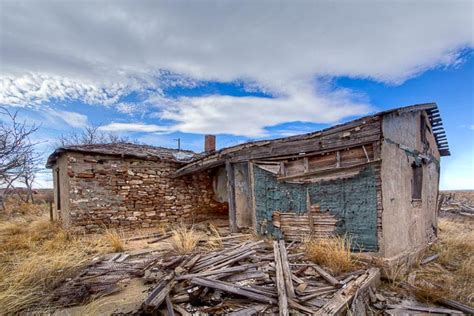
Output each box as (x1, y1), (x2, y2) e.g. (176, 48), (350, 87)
(137, 238), (382, 315)
(47, 232), (471, 315)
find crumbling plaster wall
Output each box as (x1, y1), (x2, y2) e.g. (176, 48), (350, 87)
(60, 152), (226, 233)
(380, 111), (440, 259)
(253, 165), (379, 251)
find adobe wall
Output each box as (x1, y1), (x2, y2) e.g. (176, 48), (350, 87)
(58, 152), (227, 233)
(380, 111), (440, 260)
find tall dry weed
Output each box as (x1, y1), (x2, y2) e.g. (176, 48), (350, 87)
(408, 218), (474, 305)
(304, 235), (354, 274)
(167, 224), (202, 254)
(100, 229), (125, 252)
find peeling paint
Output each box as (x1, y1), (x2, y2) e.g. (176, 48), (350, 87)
(253, 165), (378, 251)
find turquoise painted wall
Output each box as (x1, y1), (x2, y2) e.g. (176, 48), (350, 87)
(253, 166), (378, 251)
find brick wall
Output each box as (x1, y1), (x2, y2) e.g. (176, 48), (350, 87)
(63, 152), (227, 232)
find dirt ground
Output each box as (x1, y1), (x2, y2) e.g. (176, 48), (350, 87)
(0, 195), (472, 315)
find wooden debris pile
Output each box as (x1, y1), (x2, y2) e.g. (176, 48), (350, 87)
(51, 250), (162, 306)
(364, 283), (474, 315)
(46, 231), (473, 315)
(440, 193), (474, 217)
(140, 237), (380, 315)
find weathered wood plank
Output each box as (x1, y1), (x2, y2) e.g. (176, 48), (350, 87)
(315, 268), (380, 315)
(273, 241), (289, 316)
(278, 240), (295, 299)
(311, 264), (341, 287)
(191, 277), (276, 304)
(165, 294), (175, 316)
(176, 263), (258, 280)
(228, 304), (268, 316)
(438, 298), (474, 314)
(278, 159), (380, 181)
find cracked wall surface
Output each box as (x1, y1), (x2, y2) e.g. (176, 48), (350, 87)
(254, 165), (378, 251)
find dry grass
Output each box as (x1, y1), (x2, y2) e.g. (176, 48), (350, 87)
(0, 212), (127, 314)
(408, 218), (474, 305)
(380, 258), (409, 287)
(304, 235), (354, 274)
(101, 229), (125, 252)
(167, 224), (203, 254)
(204, 223), (223, 250)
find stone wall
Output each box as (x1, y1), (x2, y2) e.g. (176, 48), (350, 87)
(60, 152), (227, 232)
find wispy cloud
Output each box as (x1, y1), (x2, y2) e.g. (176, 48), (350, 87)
(156, 80), (370, 137)
(98, 122), (169, 133)
(46, 109), (89, 128)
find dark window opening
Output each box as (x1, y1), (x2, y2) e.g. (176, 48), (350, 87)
(56, 168), (61, 210)
(420, 114), (429, 145)
(420, 115), (426, 144)
(412, 163), (423, 200)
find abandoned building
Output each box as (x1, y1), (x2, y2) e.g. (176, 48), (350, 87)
(46, 142), (228, 231)
(47, 103), (449, 261)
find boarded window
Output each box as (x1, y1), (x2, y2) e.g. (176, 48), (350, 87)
(412, 164), (423, 200)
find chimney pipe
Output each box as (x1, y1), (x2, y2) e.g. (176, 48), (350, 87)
(204, 135), (216, 152)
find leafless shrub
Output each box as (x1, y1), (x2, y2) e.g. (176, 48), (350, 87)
(0, 107), (40, 209)
(57, 124), (134, 146)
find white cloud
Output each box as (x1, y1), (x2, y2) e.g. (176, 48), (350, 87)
(46, 109), (89, 128)
(0, 73), (137, 107)
(158, 80), (370, 137)
(98, 122), (169, 133)
(0, 0), (472, 135)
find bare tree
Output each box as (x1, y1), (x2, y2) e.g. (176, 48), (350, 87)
(0, 106), (39, 208)
(58, 124), (133, 146)
(19, 151), (40, 203)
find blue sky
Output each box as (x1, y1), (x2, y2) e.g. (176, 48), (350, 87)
(0, 1), (473, 189)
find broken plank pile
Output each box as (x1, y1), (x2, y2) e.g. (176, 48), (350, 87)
(440, 193), (474, 217)
(140, 238), (380, 315)
(273, 210), (340, 241)
(51, 250), (162, 307)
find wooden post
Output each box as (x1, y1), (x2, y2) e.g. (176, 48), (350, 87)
(49, 201), (54, 222)
(280, 161), (286, 176)
(248, 161), (257, 231)
(226, 161), (238, 233)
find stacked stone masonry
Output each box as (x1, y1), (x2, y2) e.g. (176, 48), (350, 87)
(64, 152), (227, 233)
